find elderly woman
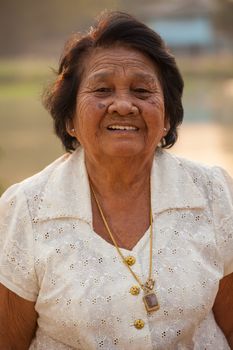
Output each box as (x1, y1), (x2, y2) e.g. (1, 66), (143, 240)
(0, 11), (233, 350)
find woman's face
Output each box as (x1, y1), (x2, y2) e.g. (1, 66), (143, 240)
(71, 46), (169, 161)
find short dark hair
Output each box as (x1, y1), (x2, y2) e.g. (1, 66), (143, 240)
(43, 11), (184, 151)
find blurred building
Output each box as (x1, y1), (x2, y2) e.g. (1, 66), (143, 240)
(145, 0), (232, 54)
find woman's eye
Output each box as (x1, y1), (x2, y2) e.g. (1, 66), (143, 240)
(94, 87), (111, 93)
(133, 88), (152, 99)
(93, 87), (112, 97)
(134, 88), (150, 93)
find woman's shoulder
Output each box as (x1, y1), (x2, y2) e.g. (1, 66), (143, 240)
(0, 147), (86, 222)
(164, 150), (232, 185)
(0, 152), (74, 204)
(158, 150), (233, 203)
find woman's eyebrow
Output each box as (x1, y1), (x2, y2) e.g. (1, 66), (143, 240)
(87, 71), (158, 86)
(88, 72), (112, 82)
(133, 72), (158, 84)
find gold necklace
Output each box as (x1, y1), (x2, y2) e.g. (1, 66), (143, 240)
(90, 183), (159, 313)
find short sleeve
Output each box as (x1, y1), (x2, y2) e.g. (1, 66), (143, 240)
(212, 167), (233, 276)
(0, 184), (38, 301)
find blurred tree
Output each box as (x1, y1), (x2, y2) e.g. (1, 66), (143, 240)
(116, 0), (157, 19)
(213, 0), (233, 40)
(0, 0), (163, 57)
(0, 0), (118, 57)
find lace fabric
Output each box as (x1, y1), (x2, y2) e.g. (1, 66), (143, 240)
(0, 148), (232, 349)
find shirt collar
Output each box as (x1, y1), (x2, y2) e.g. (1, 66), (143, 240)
(150, 149), (206, 215)
(36, 147), (93, 223)
(36, 147), (206, 222)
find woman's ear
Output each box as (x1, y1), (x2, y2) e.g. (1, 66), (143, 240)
(66, 121), (76, 137)
(163, 119), (170, 136)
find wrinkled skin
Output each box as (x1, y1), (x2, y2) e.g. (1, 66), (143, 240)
(71, 46), (169, 165)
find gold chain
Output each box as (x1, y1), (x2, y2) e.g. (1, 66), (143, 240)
(90, 182), (154, 291)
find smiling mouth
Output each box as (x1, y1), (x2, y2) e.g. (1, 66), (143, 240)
(107, 125), (139, 131)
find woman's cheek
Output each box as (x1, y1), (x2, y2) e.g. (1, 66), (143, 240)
(76, 95), (91, 117)
(148, 95), (164, 111)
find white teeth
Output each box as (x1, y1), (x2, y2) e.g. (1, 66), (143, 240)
(108, 125), (138, 131)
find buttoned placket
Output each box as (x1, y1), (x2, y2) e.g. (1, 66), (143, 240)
(90, 225), (155, 349)
(123, 230), (155, 348)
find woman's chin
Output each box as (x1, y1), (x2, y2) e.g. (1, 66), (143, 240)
(101, 145), (145, 159)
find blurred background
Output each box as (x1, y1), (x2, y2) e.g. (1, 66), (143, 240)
(0, 0), (233, 193)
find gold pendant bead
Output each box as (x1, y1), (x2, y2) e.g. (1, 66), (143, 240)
(130, 285), (140, 295)
(144, 278), (155, 290)
(125, 255), (136, 266)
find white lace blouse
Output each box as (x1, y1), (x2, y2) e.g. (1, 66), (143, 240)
(0, 147), (233, 349)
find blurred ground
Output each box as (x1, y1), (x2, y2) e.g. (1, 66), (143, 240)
(171, 123), (233, 175)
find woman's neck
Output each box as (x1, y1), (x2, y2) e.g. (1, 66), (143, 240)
(85, 152), (153, 198)
(84, 152), (155, 250)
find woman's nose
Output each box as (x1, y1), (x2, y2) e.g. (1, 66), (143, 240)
(108, 96), (139, 116)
